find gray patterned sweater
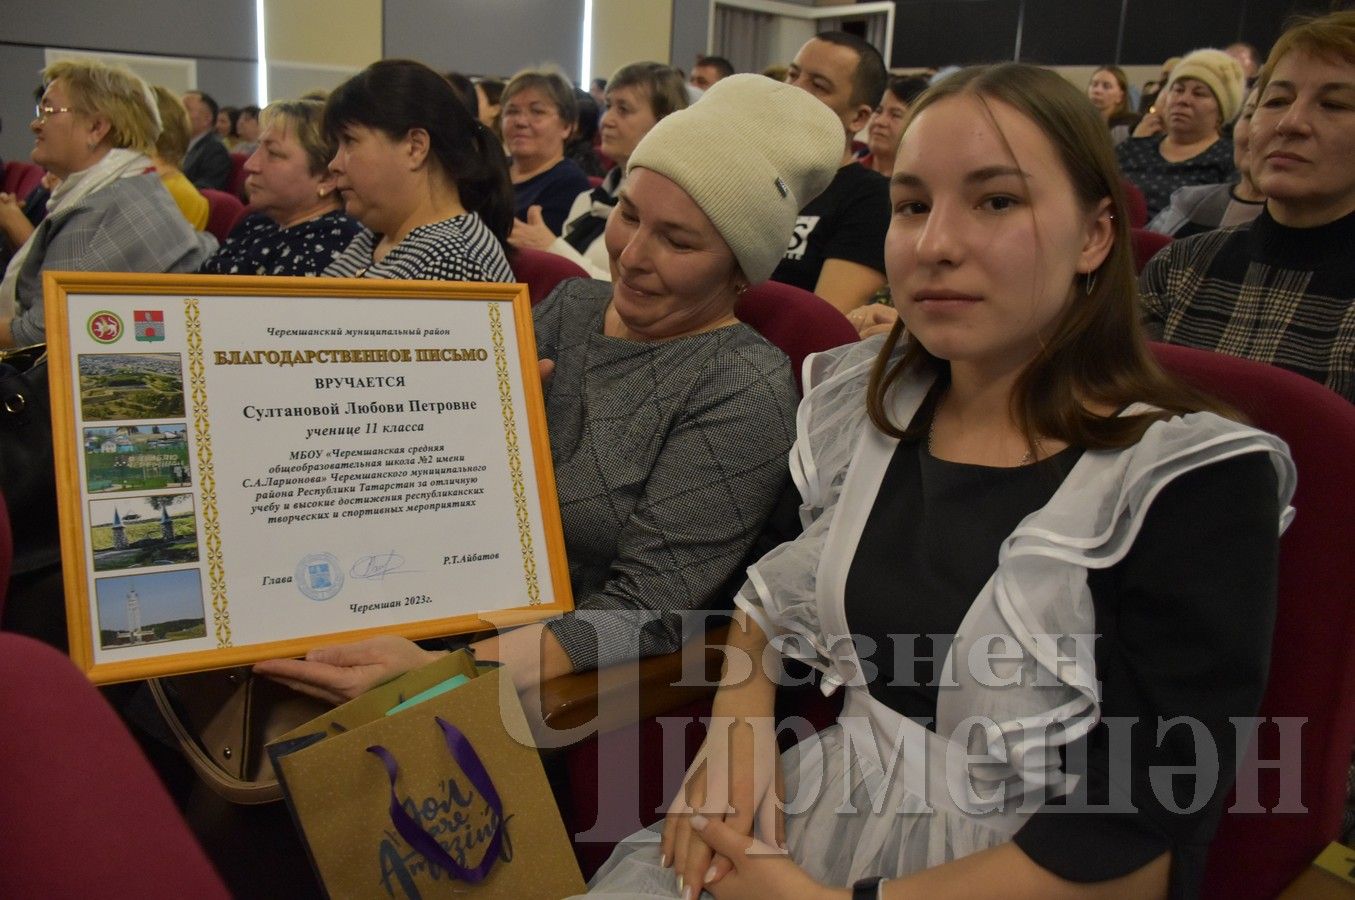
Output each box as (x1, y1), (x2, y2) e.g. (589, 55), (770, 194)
(535, 278), (798, 670)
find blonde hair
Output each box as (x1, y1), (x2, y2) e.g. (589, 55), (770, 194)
(1258, 9), (1355, 93)
(150, 85), (191, 166)
(259, 99), (334, 176)
(42, 59), (160, 154)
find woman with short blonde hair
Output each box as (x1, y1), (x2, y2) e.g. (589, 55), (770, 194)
(149, 85), (209, 230)
(0, 58), (213, 346)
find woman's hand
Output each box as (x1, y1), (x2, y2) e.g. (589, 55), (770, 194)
(252, 635), (447, 705)
(689, 815), (843, 900)
(1132, 110), (1163, 138)
(0, 193), (34, 248)
(508, 204), (557, 249)
(661, 718), (784, 899)
(847, 304), (900, 340)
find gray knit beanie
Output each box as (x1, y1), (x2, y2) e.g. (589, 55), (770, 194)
(626, 73), (844, 284)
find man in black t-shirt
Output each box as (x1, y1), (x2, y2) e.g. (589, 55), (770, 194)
(772, 32), (890, 313)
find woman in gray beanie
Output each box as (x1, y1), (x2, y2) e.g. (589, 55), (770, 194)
(256, 74), (844, 697)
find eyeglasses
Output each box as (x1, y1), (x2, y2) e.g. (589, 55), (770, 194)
(34, 104), (77, 123)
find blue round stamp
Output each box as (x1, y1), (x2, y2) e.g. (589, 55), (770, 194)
(295, 552), (344, 601)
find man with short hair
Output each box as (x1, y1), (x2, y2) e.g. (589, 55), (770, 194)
(690, 56), (734, 91)
(771, 32), (889, 313)
(180, 90), (232, 191)
(1141, 11), (1355, 402)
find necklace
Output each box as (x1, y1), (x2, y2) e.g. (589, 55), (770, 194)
(927, 415), (1043, 466)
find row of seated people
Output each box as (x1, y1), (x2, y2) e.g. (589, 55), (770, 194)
(0, 11), (1352, 898)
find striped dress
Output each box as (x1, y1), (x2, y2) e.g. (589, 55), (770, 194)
(322, 211), (513, 283)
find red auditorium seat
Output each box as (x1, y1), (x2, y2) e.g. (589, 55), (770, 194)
(511, 247), (589, 305)
(1131, 227), (1171, 273)
(201, 188), (247, 243)
(2, 161), (44, 202)
(1149, 342), (1355, 899)
(228, 152), (250, 202)
(0, 632), (230, 899)
(736, 280), (860, 391)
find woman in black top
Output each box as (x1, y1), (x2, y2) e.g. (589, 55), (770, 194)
(606, 63), (1294, 900)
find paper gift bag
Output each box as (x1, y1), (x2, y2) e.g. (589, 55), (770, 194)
(268, 653), (585, 899)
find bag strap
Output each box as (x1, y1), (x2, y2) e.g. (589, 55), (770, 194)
(366, 716), (504, 884)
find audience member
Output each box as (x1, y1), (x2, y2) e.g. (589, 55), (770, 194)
(320, 59), (514, 283)
(215, 105), (238, 145)
(1141, 11), (1355, 402)
(147, 85), (209, 230)
(1087, 64), (1141, 144)
(690, 55), (735, 90)
(1118, 48), (1243, 217)
(181, 89), (233, 190)
(474, 77), (505, 141)
(501, 68), (591, 234)
(774, 31), (891, 313)
(199, 99), (364, 276)
(234, 104), (261, 154)
(510, 62), (687, 279)
(255, 73), (842, 698)
(1227, 41), (1262, 84)
(1138, 55), (1181, 114)
(588, 76), (607, 108)
(861, 74), (928, 175)
(567, 89), (607, 177)
(0, 59), (215, 346)
(590, 60), (1292, 900)
(1148, 87), (1264, 237)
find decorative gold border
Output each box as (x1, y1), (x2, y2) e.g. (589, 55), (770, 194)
(184, 299), (232, 647)
(42, 272), (574, 684)
(489, 302), (541, 605)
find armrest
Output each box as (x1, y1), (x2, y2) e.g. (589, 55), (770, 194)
(533, 624), (729, 744)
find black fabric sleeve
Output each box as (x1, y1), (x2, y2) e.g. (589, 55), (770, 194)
(1012, 451), (1281, 897)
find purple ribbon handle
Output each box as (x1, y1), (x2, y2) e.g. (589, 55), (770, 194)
(367, 716), (505, 884)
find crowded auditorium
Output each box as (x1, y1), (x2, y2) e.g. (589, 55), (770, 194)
(0, 2), (1351, 898)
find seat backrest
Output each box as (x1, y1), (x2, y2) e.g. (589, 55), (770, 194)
(3, 161), (45, 201)
(0, 632), (230, 899)
(200, 188), (247, 242)
(228, 152), (250, 201)
(0, 492), (11, 621)
(511, 247), (590, 306)
(736, 281), (860, 392)
(1130, 227), (1171, 273)
(1151, 342), (1355, 899)
(1122, 177), (1148, 228)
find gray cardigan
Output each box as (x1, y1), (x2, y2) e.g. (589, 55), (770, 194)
(11, 173), (216, 346)
(534, 278), (799, 670)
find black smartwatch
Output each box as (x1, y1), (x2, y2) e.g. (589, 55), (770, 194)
(852, 875), (886, 899)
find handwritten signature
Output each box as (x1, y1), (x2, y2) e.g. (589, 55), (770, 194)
(350, 551), (417, 580)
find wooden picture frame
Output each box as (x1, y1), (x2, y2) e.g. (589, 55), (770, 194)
(44, 272), (572, 683)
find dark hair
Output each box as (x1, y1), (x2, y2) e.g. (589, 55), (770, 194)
(220, 105), (241, 135)
(591, 77), (608, 92)
(324, 59), (514, 250)
(477, 78), (505, 107)
(866, 64), (1228, 452)
(884, 74), (929, 106)
(609, 61), (689, 119)
(573, 89), (599, 144)
(812, 30), (887, 108)
(240, 104), (261, 120)
(695, 55), (735, 79)
(443, 71), (479, 118)
(188, 90), (219, 121)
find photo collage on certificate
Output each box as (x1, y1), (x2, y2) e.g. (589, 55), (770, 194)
(74, 311), (209, 656)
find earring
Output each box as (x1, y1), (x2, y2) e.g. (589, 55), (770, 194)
(1085, 270), (1097, 294)
(317, 187), (328, 198)
(735, 283), (750, 296)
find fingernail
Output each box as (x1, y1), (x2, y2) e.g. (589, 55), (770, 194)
(677, 874), (684, 894)
(660, 853), (668, 868)
(704, 864), (718, 882)
(689, 813), (708, 830)
(682, 888), (694, 900)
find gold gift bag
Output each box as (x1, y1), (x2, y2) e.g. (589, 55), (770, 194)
(268, 652), (585, 899)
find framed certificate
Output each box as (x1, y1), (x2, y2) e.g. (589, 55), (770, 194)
(43, 272), (572, 684)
